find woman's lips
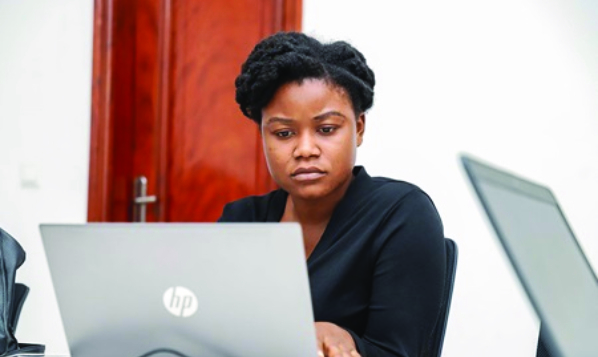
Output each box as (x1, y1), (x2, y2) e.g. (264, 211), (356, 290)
(291, 167), (326, 181)
(292, 172), (326, 181)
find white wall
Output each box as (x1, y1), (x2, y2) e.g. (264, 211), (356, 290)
(304, 0), (598, 356)
(0, 0), (93, 353)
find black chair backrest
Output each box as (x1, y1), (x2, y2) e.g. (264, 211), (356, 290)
(426, 238), (458, 357)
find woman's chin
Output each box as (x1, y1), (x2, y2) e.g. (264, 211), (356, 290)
(287, 185), (333, 201)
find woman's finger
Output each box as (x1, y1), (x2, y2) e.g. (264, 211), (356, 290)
(327, 344), (353, 357)
(326, 345), (341, 357)
(350, 349), (361, 357)
(319, 338), (330, 357)
(337, 344), (350, 357)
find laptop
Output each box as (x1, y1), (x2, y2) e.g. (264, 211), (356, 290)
(40, 223), (317, 357)
(461, 155), (598, 357)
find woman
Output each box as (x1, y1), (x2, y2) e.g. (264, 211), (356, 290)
(219, 32), (446, 357)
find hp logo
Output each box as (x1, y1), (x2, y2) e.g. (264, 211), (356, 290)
(163, 286), (198, 317)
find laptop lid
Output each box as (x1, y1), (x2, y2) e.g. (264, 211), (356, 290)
(40, 223), (317, 357)
(461, 155), (598, 357)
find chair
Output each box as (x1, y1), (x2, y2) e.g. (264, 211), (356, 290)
(426, 238), (458, 357)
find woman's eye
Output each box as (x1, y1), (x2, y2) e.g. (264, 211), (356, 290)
(275, 130), (293, 138)
(319, 126), (336, 134)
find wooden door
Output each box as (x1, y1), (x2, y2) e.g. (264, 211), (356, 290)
(88, 0), (302, 222)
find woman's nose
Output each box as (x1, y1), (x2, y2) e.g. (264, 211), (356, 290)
(294, 132), (321, 159)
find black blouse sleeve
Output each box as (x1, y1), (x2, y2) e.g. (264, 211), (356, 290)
(350, 189), (447, 357)
(217, 201), (249, 222)
(217, 189), (285, 223)
(217, 196), (264, 222)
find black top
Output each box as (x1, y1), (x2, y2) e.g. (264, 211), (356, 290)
(218, 166), (446, 357)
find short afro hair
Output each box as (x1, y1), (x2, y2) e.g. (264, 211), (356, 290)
(235, 32), (376, 124)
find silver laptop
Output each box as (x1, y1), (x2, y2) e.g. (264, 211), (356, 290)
(40, 223), (317, 357)
(461, 155), (598, 357)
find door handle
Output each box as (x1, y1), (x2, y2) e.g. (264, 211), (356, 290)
(133, 176), (157, 222)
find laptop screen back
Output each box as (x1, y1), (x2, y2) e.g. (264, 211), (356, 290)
(41, 223), (317, 357)
(462, 157), (598, 357)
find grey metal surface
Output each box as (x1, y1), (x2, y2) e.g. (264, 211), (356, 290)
(40, 223), (317, 357)
(462, 156), (598, 357)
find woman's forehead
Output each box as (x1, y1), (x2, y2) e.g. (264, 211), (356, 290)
(263, 79), (353, 116)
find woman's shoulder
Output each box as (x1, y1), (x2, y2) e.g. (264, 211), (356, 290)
(349, 167), (442, 226)
(371, 175), (422, 195)
(373, 177), (439, 217)
(218, 189), (286, 222)
(359, 172), (445, 252)
(357, 168), (433, 207)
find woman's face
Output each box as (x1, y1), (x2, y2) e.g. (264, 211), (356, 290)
(261, 78), (365, 201)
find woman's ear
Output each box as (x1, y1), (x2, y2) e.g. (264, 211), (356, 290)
(356, 113), (365, 147)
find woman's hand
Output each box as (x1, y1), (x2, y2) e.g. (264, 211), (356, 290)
(315, 322), (361, 357)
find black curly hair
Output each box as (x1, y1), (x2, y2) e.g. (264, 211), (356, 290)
(235, 32), (376, 124)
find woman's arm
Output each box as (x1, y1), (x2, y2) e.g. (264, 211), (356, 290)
(348, 189), (447, 357)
